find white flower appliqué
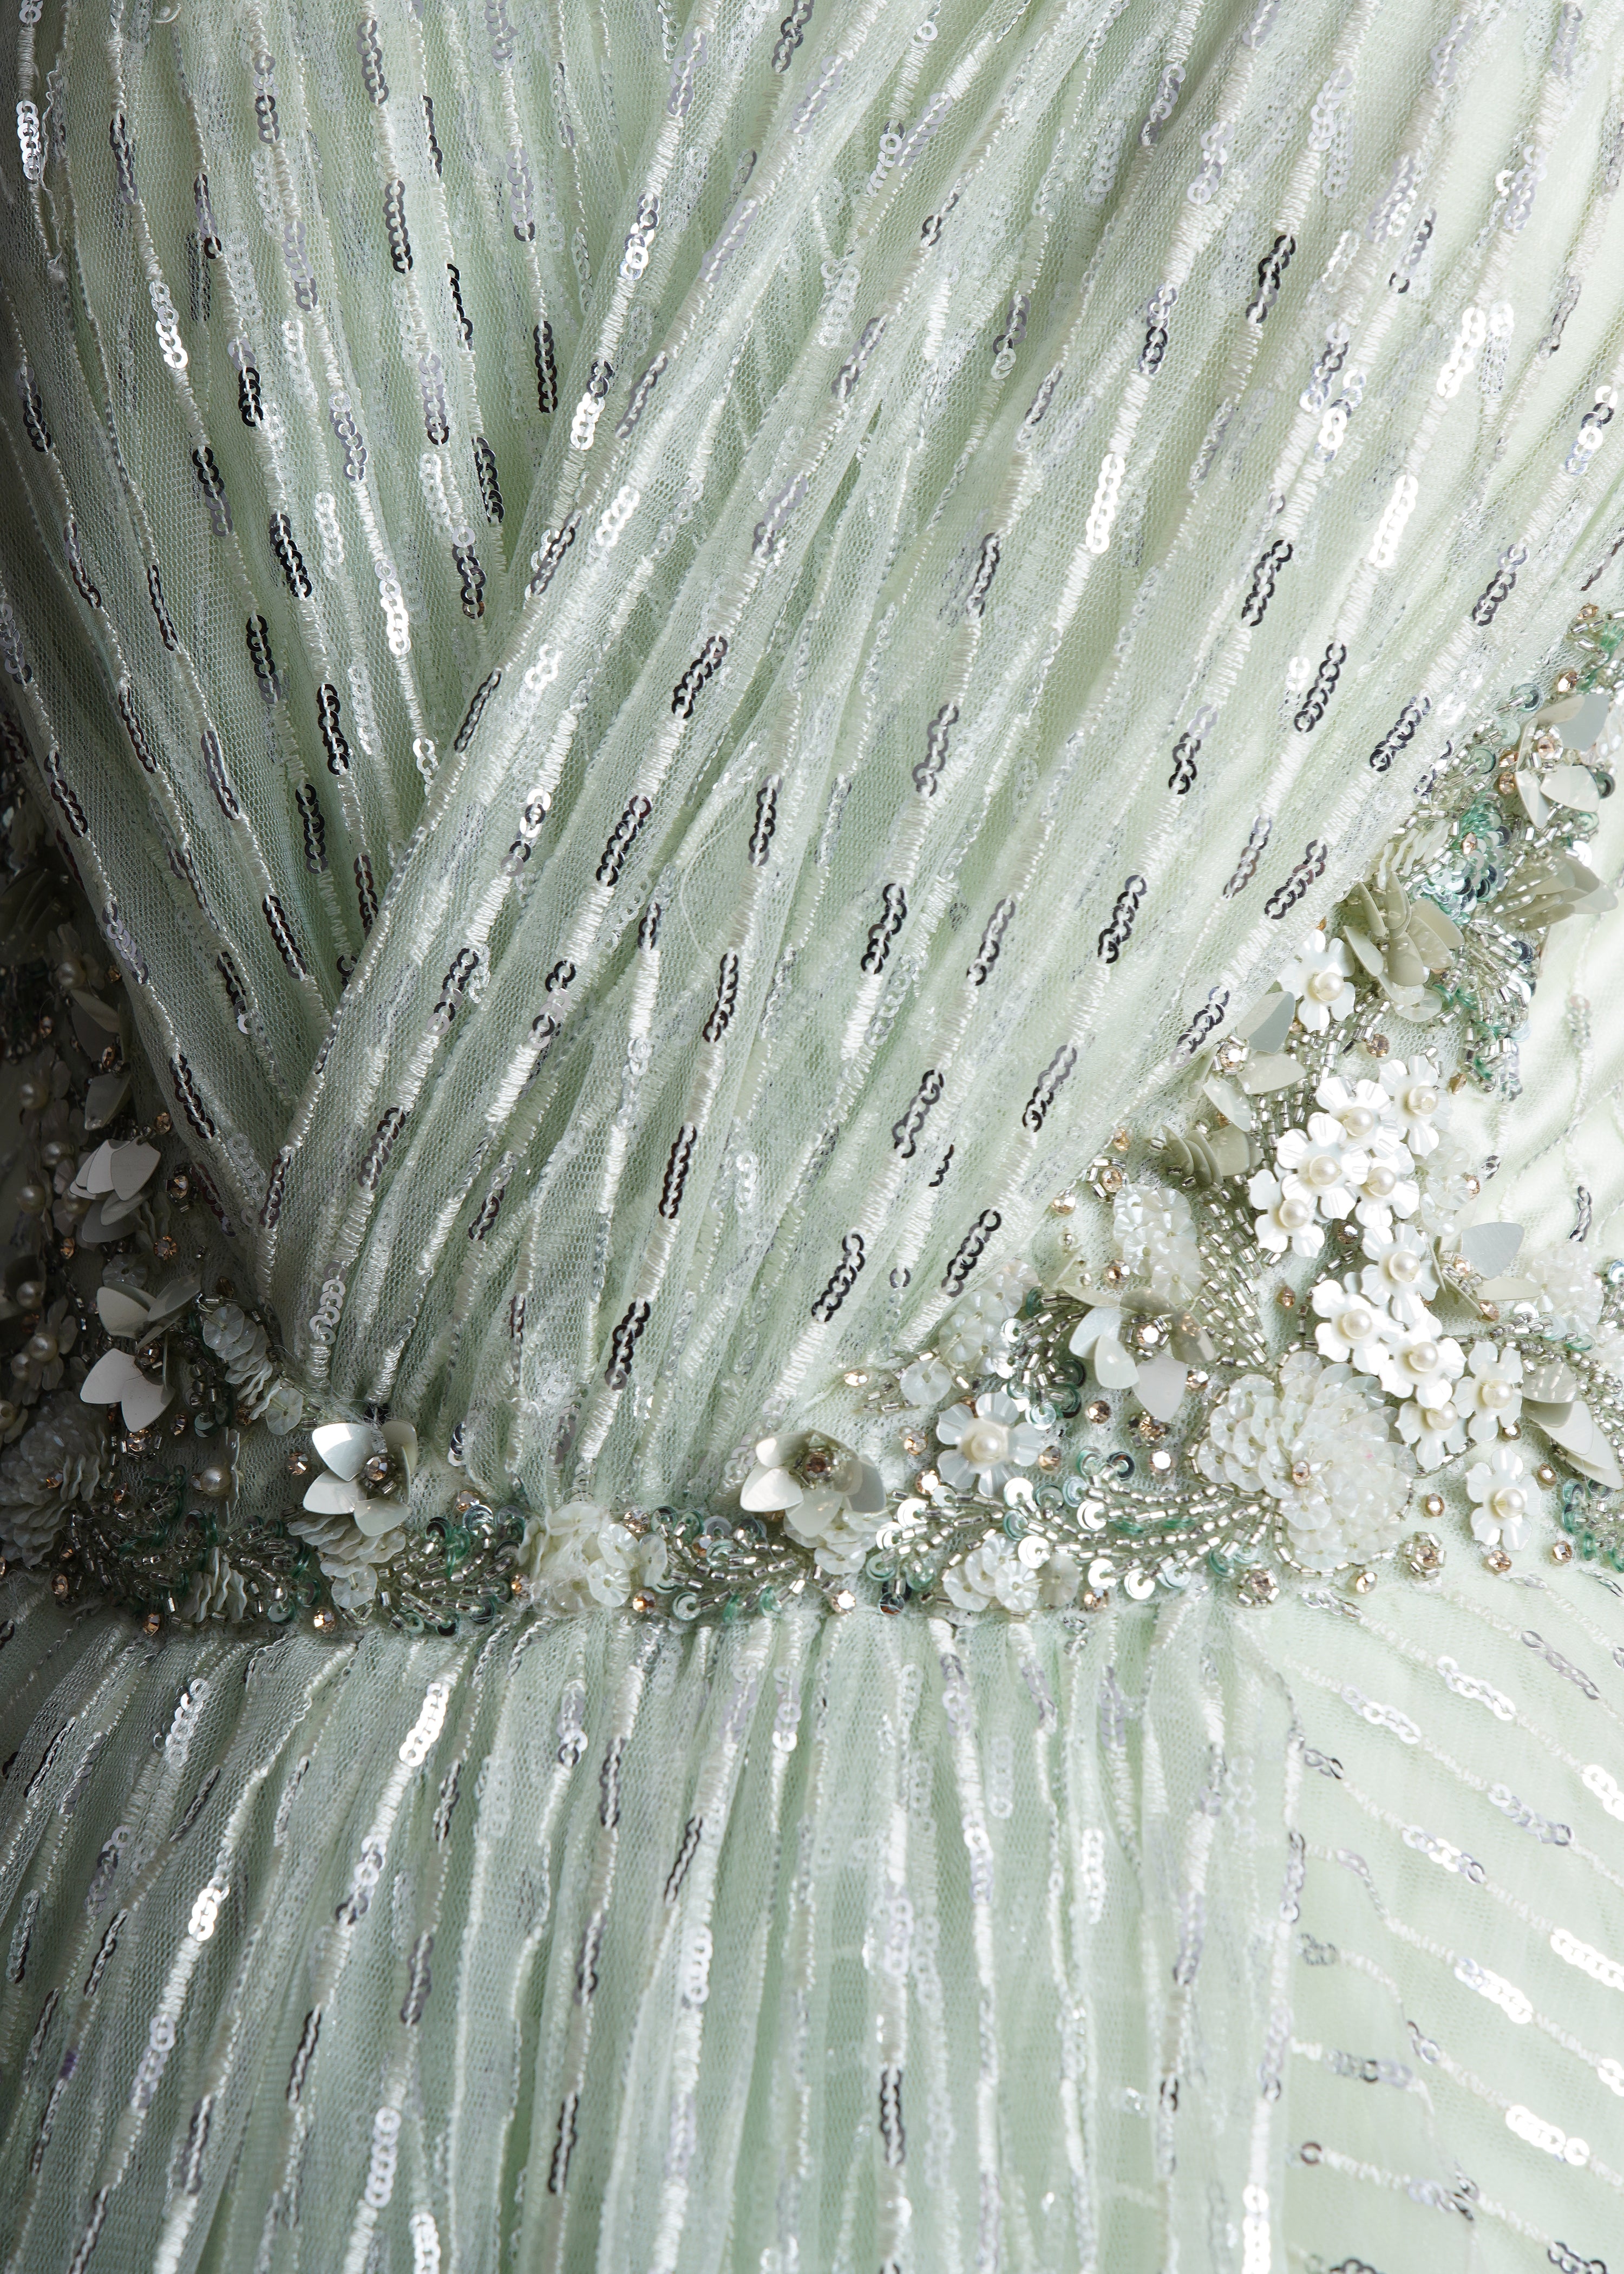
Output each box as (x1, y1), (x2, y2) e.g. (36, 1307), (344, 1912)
(935, 1391), (1048, 1495)
(1465, 1443), (1534, 1550)
(1278, 929), (1358, 1031)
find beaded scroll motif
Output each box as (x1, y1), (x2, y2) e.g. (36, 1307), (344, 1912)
(4, 609), (1624, 1635)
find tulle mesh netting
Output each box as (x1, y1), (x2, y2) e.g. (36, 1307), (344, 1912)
(5, 0), (1624, 1508)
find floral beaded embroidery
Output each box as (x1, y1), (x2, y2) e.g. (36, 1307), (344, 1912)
(4, 610), (1624, 1632)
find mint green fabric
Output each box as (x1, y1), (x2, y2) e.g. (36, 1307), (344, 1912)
(4, 0), (1624, 2266)
(4, 1554), (1624, 2271)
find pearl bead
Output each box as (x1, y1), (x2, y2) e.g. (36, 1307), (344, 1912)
(1388, 1252), (1420, 1284)
(0, 1401), (17, 1431)
(9, 1352), (30, 1379)
(1490, 1486), (1527, 1521)
(16, 1181), (48, 1216)
(1341, 1306), (1374, 1342)
(38, 1140), (66, 1168)
(25, 1330), (56, 1363)
(1407, 1341), (1439, 1375)
(1364, 1164), (1397, 1198)
(16, 1077), (47, 1113)
(958, 1420), (1010, 1468)
(52, 957), (86, 992)
(194, 1462), (232, 1499)
(1343, 1106), (1376, 1139)
(1306, 969), (1342, 1003)
(1306, 1154), (1341, 1188)
(1405, 1084), (1438, 1116)
(1481, 1379), (1512, 1408)
(1278, 1195), (1313, 1230)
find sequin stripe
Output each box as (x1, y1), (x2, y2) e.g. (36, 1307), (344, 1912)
(1292, 1728), (1624, 2019)
(1343, 1598), (1624, 1812)
(1302, 1822), (1624, 2113)
(0, 1625), (148, 2083)
(385, 1627), (514, 2274)
(192, 2), (433, 831)
(927, 1616), (1007, 2267)
(567, 766), (816, 1468)
(274, 0), (1032, 1219)
(183, 175), (388, 971)
(1284, 1654), (1624, 1903)
(90, 24), (336, 1040)
(605, 1621), (782, 2274)
(462, 1625), (592, 2274)
(143, 1709), (342, 2274)
(0, 1635), (273, 2257)
(521, 1627), (659, 2273)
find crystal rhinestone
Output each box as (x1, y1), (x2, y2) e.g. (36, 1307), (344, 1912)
(1081, 1589), (1108, 1612)
(1050, 1191), (1078, 1216)
(1536, 1463), (1557, 1487)
(1422, 1493), (1445, 1520)
(1101, 1166), (1124, 1194)
(51, 1572), (69, 1600)
(1111, 1127), (1130, 1153)
(1149, 1448), (1174, 1475)
(454, 1488), (480, 1513)
(154, 1235), (179, 1262)
(901, 1428), (927, 1457)
(631, 1590), (656, 1612)
(166, 1169), (192, 1204)
(1497, 772), (1517, 796)
(1290, 1460), (1311, 1486)
(1102, 1260), (1125, 1286)
(1085, 1399), (1110, 1424)
(153, 1112), (172, 1135)
(1550, 1539), (1575, 1565)
(1351, 1567), (1377, 1595)
(1276, 1288), (1296, 1311)
(1239, 1569), (1279, 1606)
(1037, 1445), (1062, 1472)
(1483, 1547), (1513, 1574)
(142, 1611), (161, 1635)
(1135, 1415), (1167, 1443)
(830, 1589), (856, 1613)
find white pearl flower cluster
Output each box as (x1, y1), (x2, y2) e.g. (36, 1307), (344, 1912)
(1250, 1067), (1435, 1259)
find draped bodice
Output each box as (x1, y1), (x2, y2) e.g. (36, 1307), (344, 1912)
(5, 0), (1624, 1512)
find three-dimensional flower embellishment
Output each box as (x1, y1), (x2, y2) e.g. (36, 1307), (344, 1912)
(934, 1392), (1049, 1495)
(80, 1274), (200, 1430)
(1277, 928), (1358, 1030)
(301, 1419), (420, 1534)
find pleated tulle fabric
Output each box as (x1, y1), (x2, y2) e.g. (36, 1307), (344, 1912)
(5, 0), (1624, 1510)
(3, 1557), (1623, 2273)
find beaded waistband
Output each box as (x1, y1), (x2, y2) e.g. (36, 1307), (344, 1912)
(5, 610), (1624, 1636)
